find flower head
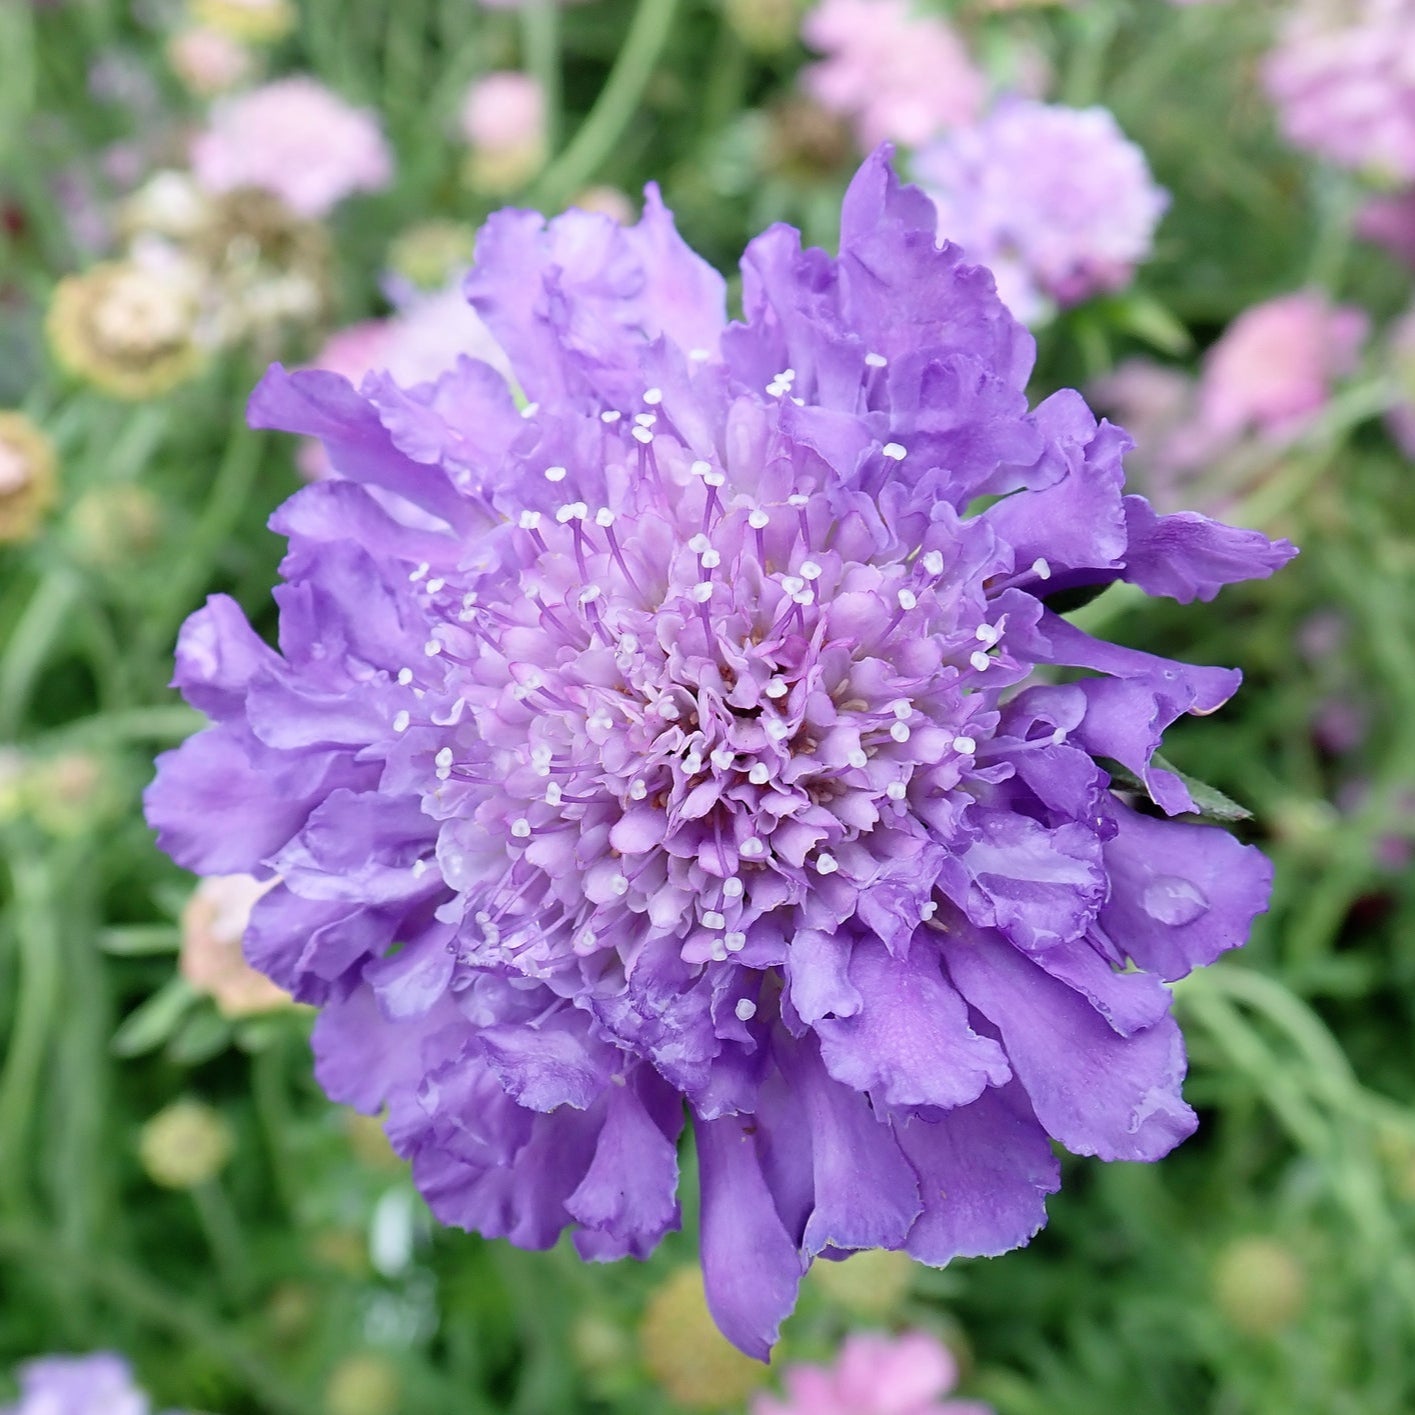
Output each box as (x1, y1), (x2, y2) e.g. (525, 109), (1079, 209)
(138, 1098), (234, 1189)
(753, 1330), (991, 1415)
(146, 151), (1292, 1357)
(915, 100), (1168, 323)
(1263, 0), (1415, 181)
(180, 873), (290, 1017)
(1196, 291), (1367, 443)
(166, 26), (255, 97)
(190, 77), (393, 218)
(459, 72), (548, 195)
(0, 413), (58, 543)
(47, 261), (202, 399)
(1, 1354), (158, 1415)
(801, 0), (985, 149)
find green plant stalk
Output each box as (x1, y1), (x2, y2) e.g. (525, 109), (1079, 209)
(0, 842), (63, 1218)
(191, 1176), (255, 1305)
(521, 0), (562, 156)
(529, 0), (680, 211)
(0, 1222), (309, 1414)
(0, 567), (84, 738)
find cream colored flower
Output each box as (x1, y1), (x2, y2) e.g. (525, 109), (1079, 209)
(0, 412), (58, 543)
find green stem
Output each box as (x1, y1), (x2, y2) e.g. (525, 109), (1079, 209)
(521, 0), (562, 156)
(0, 1222), (309, 1415)
(0, 842), (62, 1217)
(529, 0), (680, 210)
(39, 703), (204, 749)
(0, 567), (84, 737)
(191, 1176), (255, 1304)
(140, 413), (264, 662)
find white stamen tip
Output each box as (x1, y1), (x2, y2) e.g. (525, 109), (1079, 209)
(970, 650), (991, 673)
(816, 853), (839, 876)
(723, 877), (745, 899)
(629, 779), (648, 800)
(409, 562), (429, 582)
(424, 639), (442, 656)
(690, 460), (713, 478)
(886, 781), (907, 800)
(740, 837), (765, 858)
(396, 667), (413, 686)
(392, 710), (411, 733)
(595, 507), (616, 527)
(864, 352), (888, 368)
(435, 747), (453, 767)
(800, 560), (822, 580)
(510, 817), (532, 839)
(545, 782), (563, 806)
(711, 747), (735, 771)
(975, 623), (1000, 645)
(787, 494), (809, 507)
(921, 900), (938, 921)
(520, 402), (540, 418)
(891, 699), (912, 720)
(689, 347), (711, 361)
(518, 510), (542, 529)
(765, 678), (788, 699)
(953, 735), (977, 755)
(735, 998), (757, 1021)
(600, 409), (622, 423)
(632, 426), (654, 444)
(748, 763), (770, 785)
(881, 442), (907, 461)
(643, 387), (663, 405)
(725, 931), (747, 952)
(847, 748), (868, 769)
(922, 550), (944, 575)
(544, 465), (567, 483)
(692, 582), (714, 603)
(703, 910), (726, 930)
(425, 577), (444, 594)
(897, 589), (918, 611)
(890, 721), (911, 743)
(748, 509), (770, 530)
(1032, 557), (1052, 580)
(611, 874), (630, 896)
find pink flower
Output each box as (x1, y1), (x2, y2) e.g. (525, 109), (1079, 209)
(166, 27), (253, 96)
(801, 0), (985, 149)
(190, 76), (393, 217)
(180, 874), (289, 1017)
(1196, 292), (1368, 442)
(1263, 0), (1415, 181)
(753, 1331), (993, 1415)
(460, 72), (545, 153)
(1357, 189), (1415, 268)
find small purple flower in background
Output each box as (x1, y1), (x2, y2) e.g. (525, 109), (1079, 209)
(1, 1353), (173, 1415)
(1263, 0), (1415, 181)
(752, 1331), (992, 1415)
(146, 150), (1291, 1357)
(1356, 189), (1415, 268)
(914, 101), (1167, 324)
(190, 76), (393, 218)
(801, 0), (985, 149)
(1196, 291), (1367, 444)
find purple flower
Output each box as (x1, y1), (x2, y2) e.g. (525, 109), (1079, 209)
(145, 150), (1292, 1359)
(2, 1354), (166, 1415)
(1263, 0), (1415, 182)
(914, 101), (1168, 324)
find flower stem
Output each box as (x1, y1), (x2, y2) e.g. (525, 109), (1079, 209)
(529, 0), (679, 211)
(521, 0), (562, 157)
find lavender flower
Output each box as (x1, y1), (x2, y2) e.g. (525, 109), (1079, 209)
(2, 1354), (166, 1415)
(146, 151), (1292, 1358)
(914, 100), (1168, 324)
(1263, 0), (1415, 181)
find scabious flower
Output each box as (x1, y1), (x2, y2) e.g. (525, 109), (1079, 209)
(1, 1353), (162, 1415)
(146, 150), (1292, 1358)
(0, 412), (58, 542)
(460, 72), (548, 195)
(801, 0), (985, 149)
(1196, 291), (1367, 444)
(46, 261), (202, 399)
(914, 100), (1168, 324)
(753, 1331), (991, 1415)
(190, 77), (393, 218)
(1263, 0), (1415, 181)
(180, 873), (290, 1017)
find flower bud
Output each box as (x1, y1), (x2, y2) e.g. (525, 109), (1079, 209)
(0, 412), (58, 543)
(47, 261), (202, 400)
(24, 751), (121, 838)
(138, 1099), (235, 1189)
(325, 1353), (400, 1415)
(460, 73), (547, 195)
(66, 484), (162, 569)
(809, 1247), (916, 1319)
(387, 220), (477, 293)
(639, 1266), (768, 1408)
(1212, 1236), (1307, 1336)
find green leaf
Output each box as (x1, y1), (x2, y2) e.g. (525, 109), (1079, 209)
(111, 977), (197, 1058)
(99, 925), (180, 956)
(165, 1007), (233, 1067)
(1104, 755), (1254, 823)
(1096, 292), (1194, 356)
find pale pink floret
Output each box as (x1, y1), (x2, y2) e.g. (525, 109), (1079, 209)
(1197, 291), (1368, 442)
(459, 71), (546, 154)
(801, 0), (985, 149)
(190, 75), (393, 217)
(180, 874), (289, 1017)
(753, 1331), (993, 1415)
